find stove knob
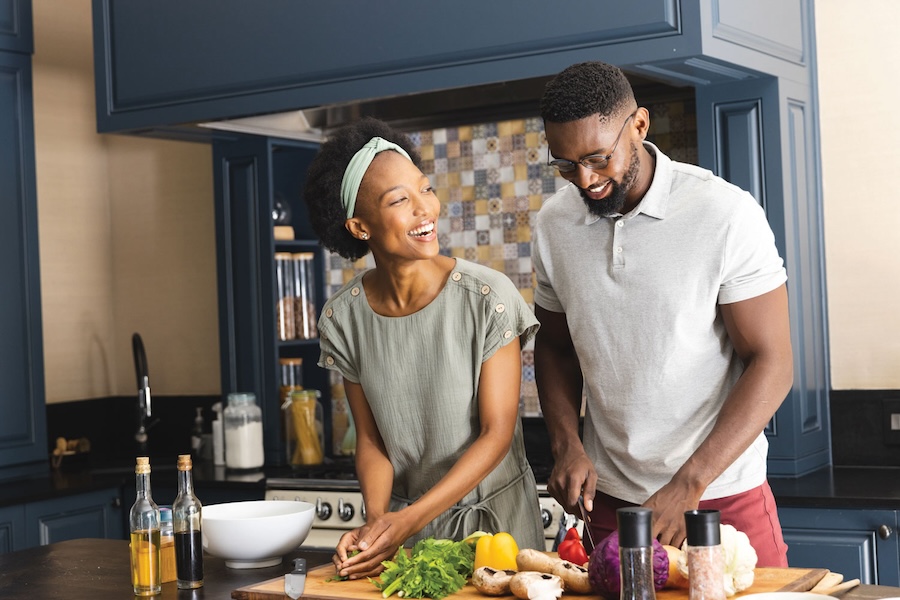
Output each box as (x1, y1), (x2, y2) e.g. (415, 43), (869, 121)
(361, 501), (367, 521)
(338, 498), (355, 522)
(316, 497), (332, 520)
(541, 507), (553, 529)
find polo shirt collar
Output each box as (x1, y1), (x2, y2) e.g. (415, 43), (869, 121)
(581, 141), (671, 225)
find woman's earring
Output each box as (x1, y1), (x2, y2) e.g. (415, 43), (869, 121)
(360, 233), (369, 240)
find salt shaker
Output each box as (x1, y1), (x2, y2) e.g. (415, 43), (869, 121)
(616, 507), (657, 600)
(684, 509), (725, 600)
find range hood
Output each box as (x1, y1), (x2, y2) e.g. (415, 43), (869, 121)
(197, 72), (685, 142)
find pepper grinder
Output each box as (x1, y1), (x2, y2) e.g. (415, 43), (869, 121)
(685, 509), (725, 600)
(617, 507), (657, 600)
(284, 557), (307, 599)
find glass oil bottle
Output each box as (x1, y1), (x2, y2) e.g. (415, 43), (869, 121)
(130, 456), (161, 596)
(173, 454), (204, 589)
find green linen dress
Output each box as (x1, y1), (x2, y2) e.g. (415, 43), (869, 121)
(317, 258), (544, 549)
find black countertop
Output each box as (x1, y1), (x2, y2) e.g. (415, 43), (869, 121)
(6, 460), (900, 512)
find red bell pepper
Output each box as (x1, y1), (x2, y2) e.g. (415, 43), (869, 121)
(558, 527), (589, 565)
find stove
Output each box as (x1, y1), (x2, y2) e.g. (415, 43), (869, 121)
(265, 477), (574, 551)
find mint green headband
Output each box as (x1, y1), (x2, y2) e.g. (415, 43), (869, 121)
(339, 136), (412, 219)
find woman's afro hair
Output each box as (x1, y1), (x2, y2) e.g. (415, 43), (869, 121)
(540, 61), (636, 124)
(303, 117), (421, 261)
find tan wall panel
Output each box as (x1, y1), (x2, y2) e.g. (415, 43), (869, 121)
(33, 0), (220, 402)
(816, 0), (900, 389)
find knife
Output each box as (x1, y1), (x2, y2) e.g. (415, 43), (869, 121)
(577, 496), (595, 550)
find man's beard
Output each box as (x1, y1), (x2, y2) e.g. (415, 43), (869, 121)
(580, 143), (640, 217)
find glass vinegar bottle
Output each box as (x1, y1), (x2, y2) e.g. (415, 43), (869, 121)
(173, 454), (204, 589)
(130, 456), (161, 596)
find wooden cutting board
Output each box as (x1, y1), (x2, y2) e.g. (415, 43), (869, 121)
(232, 564), (828, 600)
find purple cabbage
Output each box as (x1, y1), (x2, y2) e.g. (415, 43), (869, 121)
(587, 531), (669, 599)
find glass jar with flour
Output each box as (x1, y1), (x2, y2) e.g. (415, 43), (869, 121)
(223, 393), (265, 470)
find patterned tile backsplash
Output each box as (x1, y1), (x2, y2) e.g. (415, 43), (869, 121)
(325, 99), (696, 415)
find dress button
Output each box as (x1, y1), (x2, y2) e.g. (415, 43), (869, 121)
(325, 356), (335, 366)
(503, 330), (513, 339)
(325, 308), (334, 318)
(451, 272), (462, 281)
(496, 303), (505, 313)
(351, 287), (360, 296)
(481, 285), (491, 295)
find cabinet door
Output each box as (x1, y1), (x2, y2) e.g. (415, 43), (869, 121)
(0, 50), (47, 475)
(24, 488), (125, 547)
(778, 507), (900, 586)
(0, 0), (32, 53)
(0, 504), (25, 554)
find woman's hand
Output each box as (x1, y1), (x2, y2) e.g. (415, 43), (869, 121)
(332, 512), (416, 580)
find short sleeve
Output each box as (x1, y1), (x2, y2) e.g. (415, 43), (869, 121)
(316, 302), (361, 384)
(532, 214), (564, 313)
(481, 272), (540, 362)
(718, 195), (788, 304)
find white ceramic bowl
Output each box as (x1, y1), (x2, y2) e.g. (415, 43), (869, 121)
(202, 500), (315, 569)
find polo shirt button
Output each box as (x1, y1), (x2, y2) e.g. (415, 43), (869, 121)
(503, 330), (513, 339)
(616, 247), (623, 253)
(481, 285), (491, 295)
(616, 220), (624, 227)
(325, 356), (335, 366)
(451, 272), (462, 281)
(351, 287), (360, 296)
(496, 303), (505, 313)
(325, 308), (334, 318)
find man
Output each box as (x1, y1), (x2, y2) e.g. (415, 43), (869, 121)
(532, 61), (792, 566)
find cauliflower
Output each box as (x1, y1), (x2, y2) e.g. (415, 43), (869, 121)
(677, 524), (758, 596)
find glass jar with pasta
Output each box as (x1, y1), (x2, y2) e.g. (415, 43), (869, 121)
(286, 389), (323, 465)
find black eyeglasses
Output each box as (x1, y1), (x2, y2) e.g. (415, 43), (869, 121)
(548, 110), (637, 173)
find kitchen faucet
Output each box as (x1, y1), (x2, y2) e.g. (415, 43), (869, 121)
(132, 333), (156, 448)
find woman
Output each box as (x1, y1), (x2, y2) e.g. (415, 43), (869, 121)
(304, 118), (544, 579)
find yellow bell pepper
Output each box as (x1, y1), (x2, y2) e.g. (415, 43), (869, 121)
(473, 532), (519, 571)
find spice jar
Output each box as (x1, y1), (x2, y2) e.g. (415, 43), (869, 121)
(684, 510), (725, 600)
(616, 507), (657, 600)
(291, 252), (317, 339)
(275, 253), (295, 341)
(224, 393), (265, 470)
(287, 389), (323, 465)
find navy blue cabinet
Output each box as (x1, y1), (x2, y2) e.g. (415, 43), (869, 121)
(0, 504), (25, 553)
(779, 507), (900, 586)
(24, 488), (125, 547)
(0, 0), (32, 53)
(212, 135), (330, 467)
(0, 13), (47, 478)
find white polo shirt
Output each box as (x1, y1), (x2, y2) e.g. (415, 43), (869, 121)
(533, 142), (787, 504)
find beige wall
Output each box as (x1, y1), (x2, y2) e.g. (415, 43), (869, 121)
(32, 0), (219, 403)
(816, 0), (900, 389)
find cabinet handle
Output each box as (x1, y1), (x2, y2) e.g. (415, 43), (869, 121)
(878, 525), (892, 539)
(112, 497), (122, 508)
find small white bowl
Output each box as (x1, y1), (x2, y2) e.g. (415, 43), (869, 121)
(202, 500), (315, 569)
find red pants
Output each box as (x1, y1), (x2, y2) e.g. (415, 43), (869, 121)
(584, 481), (788, 567)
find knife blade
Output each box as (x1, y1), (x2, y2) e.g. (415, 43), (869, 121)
(577, 496), (595, 550)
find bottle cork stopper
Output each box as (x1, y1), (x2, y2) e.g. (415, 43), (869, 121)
(135, 456), (150, 474)
(177, 454), (192, 470)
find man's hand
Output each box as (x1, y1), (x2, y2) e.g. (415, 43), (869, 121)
(548, 448), (599, 514)
(642, 475), (704, 547)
